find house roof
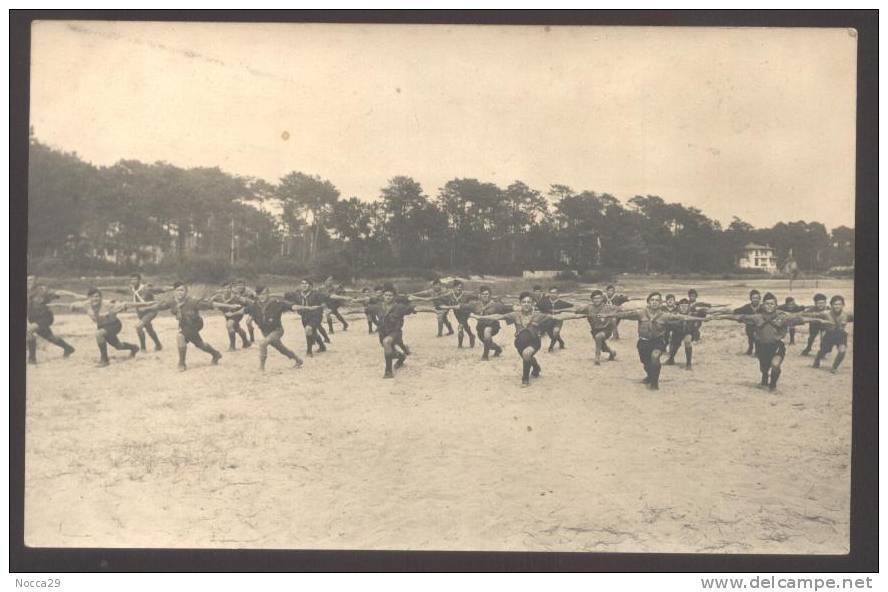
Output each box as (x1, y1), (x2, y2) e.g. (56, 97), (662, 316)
(742, 243), (773, 250)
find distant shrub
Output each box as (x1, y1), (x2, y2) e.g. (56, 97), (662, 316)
(579, 269), (616, 284)
(264, 256), (308, 278)
(163, 256), (230, 284)
(731, 267), (772, 276)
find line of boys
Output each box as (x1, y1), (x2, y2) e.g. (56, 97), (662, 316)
(27, 275), (853, 392)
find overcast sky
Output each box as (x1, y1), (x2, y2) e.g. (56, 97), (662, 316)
(30, 21), (857, 228)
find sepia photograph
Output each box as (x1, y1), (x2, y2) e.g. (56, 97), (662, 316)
(19, 17), (865, 561)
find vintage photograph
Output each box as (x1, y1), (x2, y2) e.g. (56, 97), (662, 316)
(24, 21), (856, 554)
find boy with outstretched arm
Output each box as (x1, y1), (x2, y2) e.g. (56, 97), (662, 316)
(599, 292), (705, 390)
(710, 292), (815, 391)
(807, 295), (854, 373)
(66, 288), (144, 367)
(140, 282), (241, 371)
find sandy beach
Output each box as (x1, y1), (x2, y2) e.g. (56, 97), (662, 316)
(23, 278), (853, 553)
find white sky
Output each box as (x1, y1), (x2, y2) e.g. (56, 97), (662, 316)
(30, 21), (857, 228)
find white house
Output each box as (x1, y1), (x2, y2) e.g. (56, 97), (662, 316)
(736, 243), (778, 273)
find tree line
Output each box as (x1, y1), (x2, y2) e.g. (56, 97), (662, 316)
(27, 131), (854, 280)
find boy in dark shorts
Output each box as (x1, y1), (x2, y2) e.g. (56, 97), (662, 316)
(664, 298), (706, 370)
(471, 292), (585, 387)
(778, 296), (806, 345)
(800, 294), (829, 356)
(440, 280), (477, 348)
(809, 295), (854, 373)
(26, 282), (76, 364)
(284, 279), (331, 356)
(572, 289), (618, 365)
(712, 292), (811, 391)
(212, 282), (252, 351)
(244, 286), (315, 370)
(537, 286), (574, 352)
(600, 292), (703, 390)
(458, 286), (513, 360)
(322, 280), (350, 334)
(733, 289), (763, 355)
(68, 288), (142, 367)
(127, 273), (165, 351)
(142, 282), (240, 371)
(411, 278), (455, 337)
(660, 294), (679, 349)
(603, 285), (631, 340)
(230, 279), (257, 344)
(365, 284), (436, 378)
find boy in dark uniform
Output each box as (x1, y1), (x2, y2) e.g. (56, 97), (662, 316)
(603, 285), (631, 340)
(26, 283), (76, 364)
(458, 286), (513, 360)
(231, 279), (257, 344)
(537, 286), (574, 352)
(800, 294), (829, 356)
(809, 295), (854, 373)
(778, 296), (806, 345)
(69, 288), (142, 367)
(733, 289), (763, 356)
(212, 282), (252, 351)
(243, 286), (314, 370)
(601, 292), (703, 390)
(572, 289), (618, 365)
(440, 280), (477, 348)
(366, 284), (436, 378)
(660, 294), (679, 350)
(143, 282), (239, 371)
(359, 286), (379, 333)
(471, 292), (585, 387)
(322, 281), (350, 334)
(127, 273), (165, 351)
(713, 292), (812, 391)
(663, 298), (706, 370)
(411, 279), (455, 337)
(284, 279), (330, 356)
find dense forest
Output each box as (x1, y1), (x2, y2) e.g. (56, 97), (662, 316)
(26, 132), (854, 281)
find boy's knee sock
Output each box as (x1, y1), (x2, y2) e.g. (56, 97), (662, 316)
(531, 357), (541, 374)
(769, 367), (781, 388)
(178, 346), (187, 366)
(650, 360), (661, 387)
(804, 332), (817, 352)
(228, 331), (237, 349)
(318, 325), (330, 343)
(522, 359), (532, 381)
(305, 334), (314, 354)
(145, 324), (161, 347)
(236, 327), (249, 345)
(137, 327), (147, 350)
(98, 341), (109, 362)
(832, 351), (846, 370)
(444, 318), (453, 333)
(385, 353), (394, 373)
(247, 324), (255, 342)
(685, 345), (693, 366)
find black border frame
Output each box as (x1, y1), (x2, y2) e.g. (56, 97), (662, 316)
(9, 9), (878, 573)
